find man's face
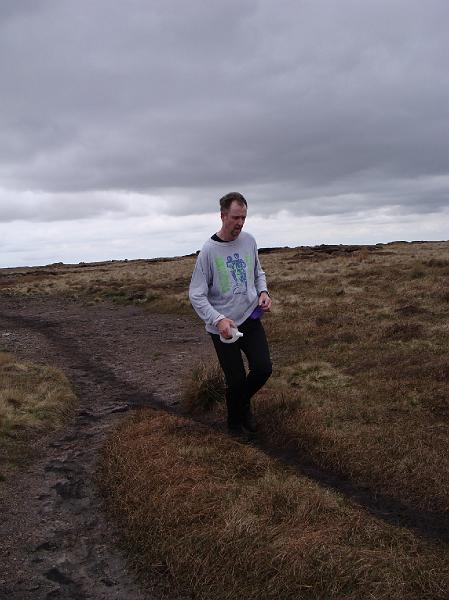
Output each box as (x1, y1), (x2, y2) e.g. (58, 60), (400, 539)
(221, 201), (247, 240)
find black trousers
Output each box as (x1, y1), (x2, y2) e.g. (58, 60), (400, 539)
(210, 317), (272, 425)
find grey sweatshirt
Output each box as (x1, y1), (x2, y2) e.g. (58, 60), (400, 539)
(189, 231), (268, 334)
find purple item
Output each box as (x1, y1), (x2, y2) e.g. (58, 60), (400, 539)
(249, 305), (264, 320)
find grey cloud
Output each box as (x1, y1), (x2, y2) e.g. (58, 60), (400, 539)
(0, 194), (132, 222)
(1, 0), (449, 223)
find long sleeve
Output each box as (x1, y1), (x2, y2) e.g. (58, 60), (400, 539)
(189, 252), (224, 327)
(254, 248), (268, 295)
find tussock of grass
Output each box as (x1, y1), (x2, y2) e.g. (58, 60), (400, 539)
(99, 409), (449, 600)
(0, 352), (76, 463)
(181, 361), (225, 414)
(256, 383), (449, 514)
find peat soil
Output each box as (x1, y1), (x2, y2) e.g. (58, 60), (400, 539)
(0, 297), (210, 600)
(1, 297), (448, 599)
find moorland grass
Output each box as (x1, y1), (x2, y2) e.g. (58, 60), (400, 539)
(99, 409), (449, 600)
(254, 242), (449, 516)
(3, 241), (449, 597)
(0, 352), (76, 467)
(0, 257), (195, 313)
(181, 360), (225, 414)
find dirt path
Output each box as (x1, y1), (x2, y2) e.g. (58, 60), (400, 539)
(0, 297), (210, 600)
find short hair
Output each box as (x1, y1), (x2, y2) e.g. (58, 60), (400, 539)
(219, 192), (247, 212)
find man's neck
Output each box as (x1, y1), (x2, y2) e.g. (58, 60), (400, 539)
(217, 229), (239, 242)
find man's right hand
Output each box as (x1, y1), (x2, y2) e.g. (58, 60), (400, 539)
(217, 317), (236, 339)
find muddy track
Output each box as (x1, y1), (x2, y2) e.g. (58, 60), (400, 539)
(1, 298), (448, 598)
(0, 298), (208, 600)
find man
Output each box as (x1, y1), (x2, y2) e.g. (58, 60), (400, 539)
(189, 192), (272, 434)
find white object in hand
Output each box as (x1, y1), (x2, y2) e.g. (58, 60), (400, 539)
(220, 327), (244, 344)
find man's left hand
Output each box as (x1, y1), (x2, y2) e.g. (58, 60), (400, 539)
(258, 291), (272, 312)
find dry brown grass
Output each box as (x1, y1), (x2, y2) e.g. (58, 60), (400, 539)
(0, 256), (196, 314)
(0, 351), (76, 466)
(99, 409), (449, 600)
(252, 241), (449, 516)
(181, 360), (225, 414)
(4, 241), (449, 597)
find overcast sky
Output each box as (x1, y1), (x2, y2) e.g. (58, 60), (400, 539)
(1, 0), (448, 267)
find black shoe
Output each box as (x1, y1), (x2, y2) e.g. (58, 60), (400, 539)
(241, 407), (257, 433)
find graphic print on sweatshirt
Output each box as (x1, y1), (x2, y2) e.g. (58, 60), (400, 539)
(226, 253), (247, 294)
(215, 253), (253, 295)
